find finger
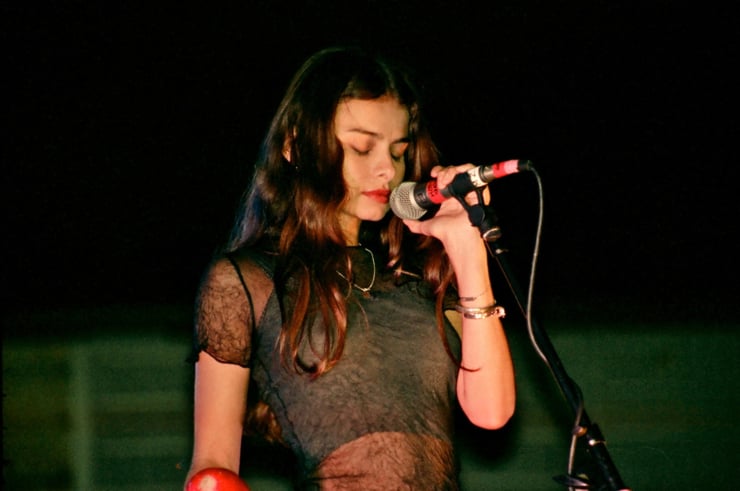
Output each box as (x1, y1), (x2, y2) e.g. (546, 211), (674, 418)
(434, 165), (462, 187)
(429, 165), (444, 178)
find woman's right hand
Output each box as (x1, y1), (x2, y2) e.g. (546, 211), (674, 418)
(186, 467), (250, 490)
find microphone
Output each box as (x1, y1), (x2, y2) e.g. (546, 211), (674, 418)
(390, 159), (532, 220)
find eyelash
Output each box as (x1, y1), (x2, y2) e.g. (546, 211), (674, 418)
(350, 147), (406, 162)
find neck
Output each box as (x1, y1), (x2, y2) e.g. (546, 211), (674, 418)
(344, 236), (361, 247)
(339, 215), (361, 247)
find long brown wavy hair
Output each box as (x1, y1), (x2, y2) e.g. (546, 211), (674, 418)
(226, 46), (454, 379)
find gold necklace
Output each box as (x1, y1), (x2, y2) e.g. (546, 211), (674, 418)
(336, 247), (376, 297)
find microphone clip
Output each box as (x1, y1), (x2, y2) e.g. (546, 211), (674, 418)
(449, 187), (502, 241)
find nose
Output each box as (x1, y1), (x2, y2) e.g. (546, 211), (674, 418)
(376, 152), (397, 183)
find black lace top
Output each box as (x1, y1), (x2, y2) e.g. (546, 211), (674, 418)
(193, 246), (463, 490)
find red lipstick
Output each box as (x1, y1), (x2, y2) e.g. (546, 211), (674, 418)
(363, 189), (391, 204)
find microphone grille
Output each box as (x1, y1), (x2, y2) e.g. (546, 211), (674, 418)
(390, 182), (428, 220)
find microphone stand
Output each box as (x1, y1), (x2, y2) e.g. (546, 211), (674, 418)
(456, 197), (630, 491)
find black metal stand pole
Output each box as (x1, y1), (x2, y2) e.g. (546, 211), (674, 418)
(488, 238), (630, 491)
(454, 173), (629, 489)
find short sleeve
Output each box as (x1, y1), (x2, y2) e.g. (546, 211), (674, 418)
(193, 256), (255, 367)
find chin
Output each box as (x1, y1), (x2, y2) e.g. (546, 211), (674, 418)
(357, 211), (387, 223)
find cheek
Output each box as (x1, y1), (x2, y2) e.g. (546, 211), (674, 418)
(342, 159), (366, 191)
(391, 162), (406, 187)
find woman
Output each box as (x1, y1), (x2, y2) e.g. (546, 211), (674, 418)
(185, 46), (516, 491)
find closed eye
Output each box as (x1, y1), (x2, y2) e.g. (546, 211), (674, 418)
(351, 146), (371, 156)
(391, 142), (409, 161)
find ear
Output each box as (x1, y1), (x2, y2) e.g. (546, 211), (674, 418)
(282, 138), (291, 162)
(282, 128), (297, 162)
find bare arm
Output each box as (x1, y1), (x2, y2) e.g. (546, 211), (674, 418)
(186, 352), (250, 483)
(447, 242), (515, 429)
(402, 164), (516, 429)
(185, 256), (258, 486)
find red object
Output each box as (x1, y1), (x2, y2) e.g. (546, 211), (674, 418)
(185, 467), (250, 491)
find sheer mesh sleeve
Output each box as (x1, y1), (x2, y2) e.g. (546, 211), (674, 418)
(193, 252), (275, 367)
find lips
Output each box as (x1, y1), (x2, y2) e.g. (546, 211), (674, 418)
(363, 189), (391, 204)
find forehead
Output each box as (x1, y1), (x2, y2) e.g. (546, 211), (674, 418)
(334, 96), (409, 138)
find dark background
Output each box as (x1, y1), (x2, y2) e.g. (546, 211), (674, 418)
(4, 1), (738, 324)
(3, 3), (739, 490)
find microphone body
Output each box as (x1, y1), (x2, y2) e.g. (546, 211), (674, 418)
(390, 159), (532, 220)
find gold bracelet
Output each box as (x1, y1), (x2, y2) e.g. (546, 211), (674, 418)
(458, 290), (487, 302)
(454, 303), (506, 320)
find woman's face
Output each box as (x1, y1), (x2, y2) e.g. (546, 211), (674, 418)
(334, 95), (409, 243)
